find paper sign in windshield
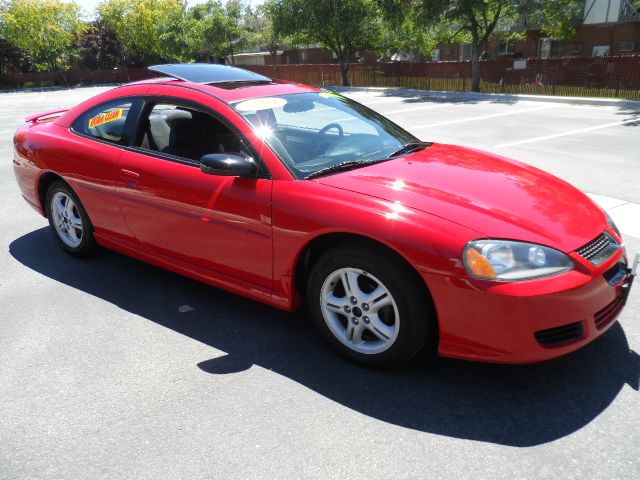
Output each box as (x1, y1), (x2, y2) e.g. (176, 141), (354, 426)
(235, 97), (287, 112)
(88, 108), (123, 129)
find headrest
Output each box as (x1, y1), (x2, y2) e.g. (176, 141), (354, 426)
(169, 118), (207, 148)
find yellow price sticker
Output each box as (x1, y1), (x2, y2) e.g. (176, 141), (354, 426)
(88, 108), (123, 129)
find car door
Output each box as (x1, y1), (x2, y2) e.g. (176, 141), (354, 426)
(116, 97), (273, 290)
(66, 97), (144, 243)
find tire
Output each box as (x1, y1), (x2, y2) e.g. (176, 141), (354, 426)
(306, 243), (436, 367)
(45, 181), (98, 257)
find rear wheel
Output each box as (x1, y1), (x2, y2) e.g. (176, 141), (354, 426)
(45, 181), (98, 257)
(307, 244), (435, 367)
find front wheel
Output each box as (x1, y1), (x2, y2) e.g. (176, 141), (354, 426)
(307, 245), (435, 367)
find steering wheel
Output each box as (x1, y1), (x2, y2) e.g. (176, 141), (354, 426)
(317, 123), (344, 138)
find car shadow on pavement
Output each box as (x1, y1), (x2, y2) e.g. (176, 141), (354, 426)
(10, 227), (640, 447)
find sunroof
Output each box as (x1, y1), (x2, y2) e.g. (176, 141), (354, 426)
(148, 63), (271, 85)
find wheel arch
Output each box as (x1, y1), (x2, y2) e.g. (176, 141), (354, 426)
(38, 172), (69, 218)
(294, 231), (440, 359)
(293, 232), (434, 306)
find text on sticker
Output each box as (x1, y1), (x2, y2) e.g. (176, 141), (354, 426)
(88, 109), (123, 128)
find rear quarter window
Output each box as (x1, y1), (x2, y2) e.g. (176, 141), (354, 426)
(72, 98), (140, 145)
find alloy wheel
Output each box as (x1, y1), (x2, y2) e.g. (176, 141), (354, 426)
(320, 267), (400, 354)
(51, 191), (84, 248)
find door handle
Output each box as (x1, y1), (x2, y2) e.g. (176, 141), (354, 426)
(120, 169), (140, 186)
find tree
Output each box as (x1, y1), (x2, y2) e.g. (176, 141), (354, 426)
(245, 0), (290, 76)
(0, 37), (31, 76)
(224, 0), (249, 64)
(380, 0), (583, 92)
(77, 21), (123, 69)
(0, 0), (84, 79)
(157, 3), (191, 62)
(186, 0), (249, 64)
(97, 0), (184, 67)
(270, 0), (384, 86)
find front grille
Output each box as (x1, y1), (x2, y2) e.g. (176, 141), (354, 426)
(534, 321), (584, 347)
(575, 232), (619, 266)
(595, 295), (624, 330)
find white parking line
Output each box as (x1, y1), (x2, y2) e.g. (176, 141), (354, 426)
(356, 97), (411, 106)
(587, 193), (640, 239)
(377, 103), (458, 116)
(410, 105), (556, 129)
(495, 117), (638, 148)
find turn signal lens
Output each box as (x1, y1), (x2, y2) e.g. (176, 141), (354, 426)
(465, 247), (496, 279)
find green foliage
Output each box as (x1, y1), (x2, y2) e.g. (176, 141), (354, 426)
(97, 0), (184, 65)
(0, 0), (84, 72)
(270, 0), (385, 85)
(157, 3), (190, 62)
(183, 0), (249, 63)
(381, 0), (583, 54)
(379, 0), (584, 91)
(244, 0), (292, 72)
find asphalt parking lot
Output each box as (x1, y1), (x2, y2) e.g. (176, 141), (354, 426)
(1, 86), (638, 480)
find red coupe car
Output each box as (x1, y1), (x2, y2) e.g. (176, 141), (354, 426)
(13, 63), (635, 367)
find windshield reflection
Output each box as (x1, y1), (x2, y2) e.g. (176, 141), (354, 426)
(233, 92), (419, 179)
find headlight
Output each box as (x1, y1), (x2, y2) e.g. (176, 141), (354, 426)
(605, 212), (622, 240)
(463, 240), (574, 281)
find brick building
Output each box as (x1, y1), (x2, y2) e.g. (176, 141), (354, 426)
(434, 0), (640, 61)
(237, 1), (640, 66)
(232, 46), (378, 67)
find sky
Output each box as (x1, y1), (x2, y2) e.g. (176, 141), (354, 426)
(67, 0), (265, 17)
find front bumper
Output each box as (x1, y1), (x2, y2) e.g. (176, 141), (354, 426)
(422, 251), (636, 364)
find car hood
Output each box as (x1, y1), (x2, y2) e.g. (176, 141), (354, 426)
(313, 143), (605, 253)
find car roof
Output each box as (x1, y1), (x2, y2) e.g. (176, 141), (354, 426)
(127, 63), (320, 103)
(54, 65), (321, 129)
(149, 63), (271, 84)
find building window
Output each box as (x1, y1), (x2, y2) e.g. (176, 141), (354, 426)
(497, 39), (516, 55)
(567, 43), (583, 54)
(432, 48), (440, 62)
(459, 43), (472, 60)
(538, 38), (563, 58)
(619, 41), (635, 53)
(592, 45), (611, 57)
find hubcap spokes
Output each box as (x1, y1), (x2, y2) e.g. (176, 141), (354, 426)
(51, 192), (83, 248)
(321, 268), (399, 354)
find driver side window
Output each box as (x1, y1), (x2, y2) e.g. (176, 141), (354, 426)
(138, 103), (246, 163)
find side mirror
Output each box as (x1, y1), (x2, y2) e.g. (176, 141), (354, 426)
(200, 153), (257, 177)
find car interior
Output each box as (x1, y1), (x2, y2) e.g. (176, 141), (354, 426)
(139, 104), (245, 162)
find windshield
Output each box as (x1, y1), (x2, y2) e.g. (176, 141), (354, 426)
(232, 92), (419, 179)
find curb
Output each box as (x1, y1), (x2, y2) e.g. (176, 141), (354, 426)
(325, 86), (640, 109)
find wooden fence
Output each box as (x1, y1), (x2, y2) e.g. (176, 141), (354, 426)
(3, 56), (640, 100)
(246, 56), (640, 100)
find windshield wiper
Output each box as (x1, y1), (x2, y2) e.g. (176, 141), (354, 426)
(304, 142), (432, 179)
(385, 142), (432, 159)
(305, 159), (387, 180)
